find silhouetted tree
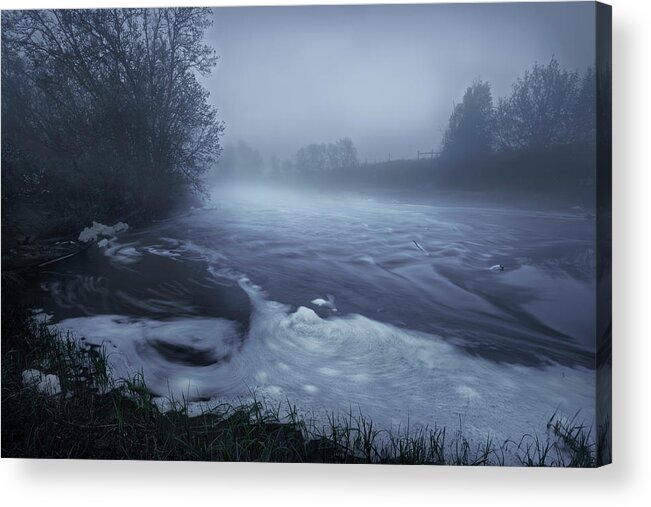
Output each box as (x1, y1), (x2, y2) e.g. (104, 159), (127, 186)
(292, 138), (359, 176)
(2, 8), (223, 218)
(327, 137), (359, 171)
(573, 66), (597, 146)
(441, 79), (494, 162)
(295, 143), (328, 174)
(494, 58), (582, 150)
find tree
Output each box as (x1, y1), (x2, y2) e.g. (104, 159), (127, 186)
(295, 143), (328, 174)
(292, 138), (359, 177)
(327, 137), (359, 171)
(441, 79), (494, 162)
(494, 58), (582, 150)
(573, 66), (597, 146)
(2, 8), (224, 216)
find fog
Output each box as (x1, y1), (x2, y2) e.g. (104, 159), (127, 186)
(205, 3), (595, 163)
(3, 4), (610, 462)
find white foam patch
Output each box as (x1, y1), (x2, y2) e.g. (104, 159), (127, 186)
(311, 294), (337, 311)
(22, 369), (62, 396)
(101, 238), (188, 267)
(51, 278), (595, 447)
(142, 246), (182, 259)
(102, 242), (143, 265)
(52, 315), (246, 400)
(78, 221), (128, 243)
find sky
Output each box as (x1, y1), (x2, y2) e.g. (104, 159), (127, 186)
(203, 2), (596, 163)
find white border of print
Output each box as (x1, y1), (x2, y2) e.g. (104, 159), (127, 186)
(1, 1), (650, 506)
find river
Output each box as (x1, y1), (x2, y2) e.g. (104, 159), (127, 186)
(34, 184), (597, 445)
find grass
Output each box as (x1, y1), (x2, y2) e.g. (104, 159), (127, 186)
(1, 298), (606, 465)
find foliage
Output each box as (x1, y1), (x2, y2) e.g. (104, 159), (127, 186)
(1, 8), (224, 225)
(441, 79), (494, 161)
(438, 58), (596, 159)
(288, 137), (359, 175)
(261, 58), (601, 204)
(494, 58), (593, 150)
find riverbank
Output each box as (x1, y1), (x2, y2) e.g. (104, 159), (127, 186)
(1, 294), (603, 465)
(1, 210), (140, 272)
(1, 187), (205, 272)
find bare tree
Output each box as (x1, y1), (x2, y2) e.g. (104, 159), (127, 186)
(2, 8), (224, 216)
(494, 58), (583, 150)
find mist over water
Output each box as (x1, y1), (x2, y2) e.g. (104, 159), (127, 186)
(36, 184), (596, 444)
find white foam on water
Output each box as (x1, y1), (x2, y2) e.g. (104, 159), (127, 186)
(52, 277), (595, 448)
(52, 315), (247, 399)
(142, 246), (182, 260)
(310, 294), (336, 311)
(102, 241), (143, 266)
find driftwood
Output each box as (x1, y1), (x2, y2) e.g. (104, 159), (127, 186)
(2, 240), (91, 273)
(412, 240), (429, 255)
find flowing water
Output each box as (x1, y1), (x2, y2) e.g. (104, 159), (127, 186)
(35, 185), (597, 444)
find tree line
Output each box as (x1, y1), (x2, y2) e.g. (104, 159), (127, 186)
(212, 137), (360, 181)
(254, 57), (606, 205)
(2, 8), (223, 239)
(441, 57), (596, 161)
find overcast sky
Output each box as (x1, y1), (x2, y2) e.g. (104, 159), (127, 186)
(203, 2), (596, 163)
